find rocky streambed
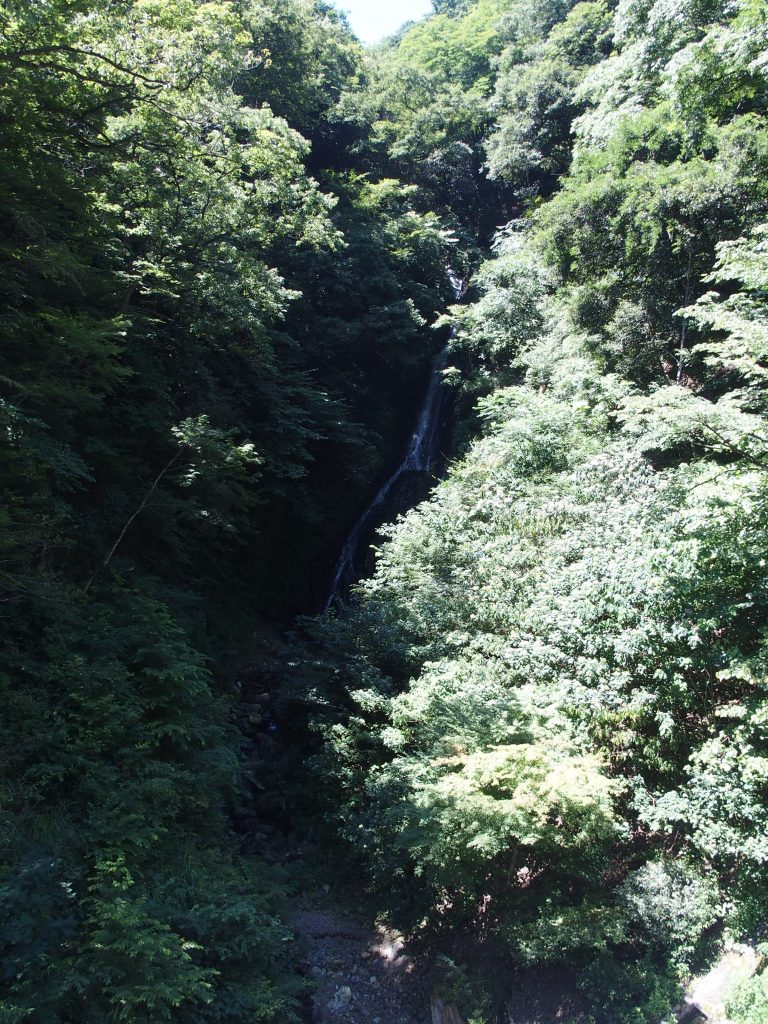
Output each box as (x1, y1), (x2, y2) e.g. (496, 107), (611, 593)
(292, 902), (432, 1024)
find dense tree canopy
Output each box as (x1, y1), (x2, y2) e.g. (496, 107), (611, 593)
(2, 0), (768, 1021)
(0, 1), (453, 1019)
(285, 1), (768, 1021)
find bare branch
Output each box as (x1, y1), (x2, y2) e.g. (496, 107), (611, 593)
(83, 449), (183, 593)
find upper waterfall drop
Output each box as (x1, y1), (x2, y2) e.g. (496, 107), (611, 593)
(323, 271), (466, 611)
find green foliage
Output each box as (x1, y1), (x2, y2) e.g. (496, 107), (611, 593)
(619, 859), (719, 959)
(0, 0), (453, 1018)
(0, 586), (299, 1023)
(433, 955), (493, 1022)
(288, 2), (768, 1019)
(241, 0), (361, 137)
(509, 899), (629, 965)
(487, 2), (613, 190)
(332, 0), (515, 233)
(7, 0), (768, 1020)
(577, 952), (682, 1024)
(727, 973), (768, 1024)
(395, 0), (508, 89)
(446, 230), (554, 378)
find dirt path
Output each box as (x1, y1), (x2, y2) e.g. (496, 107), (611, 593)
(292, 901), (433, 1024)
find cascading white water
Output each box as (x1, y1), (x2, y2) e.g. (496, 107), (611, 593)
(323, 272), (466, 610)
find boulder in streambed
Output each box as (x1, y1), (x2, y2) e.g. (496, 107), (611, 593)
(327, 986), (352, 1013)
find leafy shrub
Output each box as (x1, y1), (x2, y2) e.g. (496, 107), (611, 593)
(619, 859), (719, 961)
(726, 975), (768, 1024)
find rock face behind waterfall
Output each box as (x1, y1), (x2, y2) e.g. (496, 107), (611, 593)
(323, 275), (465, 609)
(322, 348), (450, 609)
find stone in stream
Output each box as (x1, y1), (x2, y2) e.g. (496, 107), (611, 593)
(431, 998), (464, 1024)
(327, 986), (352, 1013)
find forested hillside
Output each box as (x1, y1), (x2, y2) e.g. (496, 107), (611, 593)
(2, 0), (768, 1022)
(0, 1), (455, 1020)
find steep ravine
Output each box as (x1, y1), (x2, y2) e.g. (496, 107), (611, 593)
(240, 281), (470, 1024)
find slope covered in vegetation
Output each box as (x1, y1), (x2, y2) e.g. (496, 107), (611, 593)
(0, 1), (454, 1020)
(292, 0), (768, 1021)
(2, 0), (768, 1022)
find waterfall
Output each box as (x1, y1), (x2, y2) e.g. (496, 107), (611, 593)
(323, 272), (466, 610)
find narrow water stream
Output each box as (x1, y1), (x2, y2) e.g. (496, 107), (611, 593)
(324, 272), (466, 610)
